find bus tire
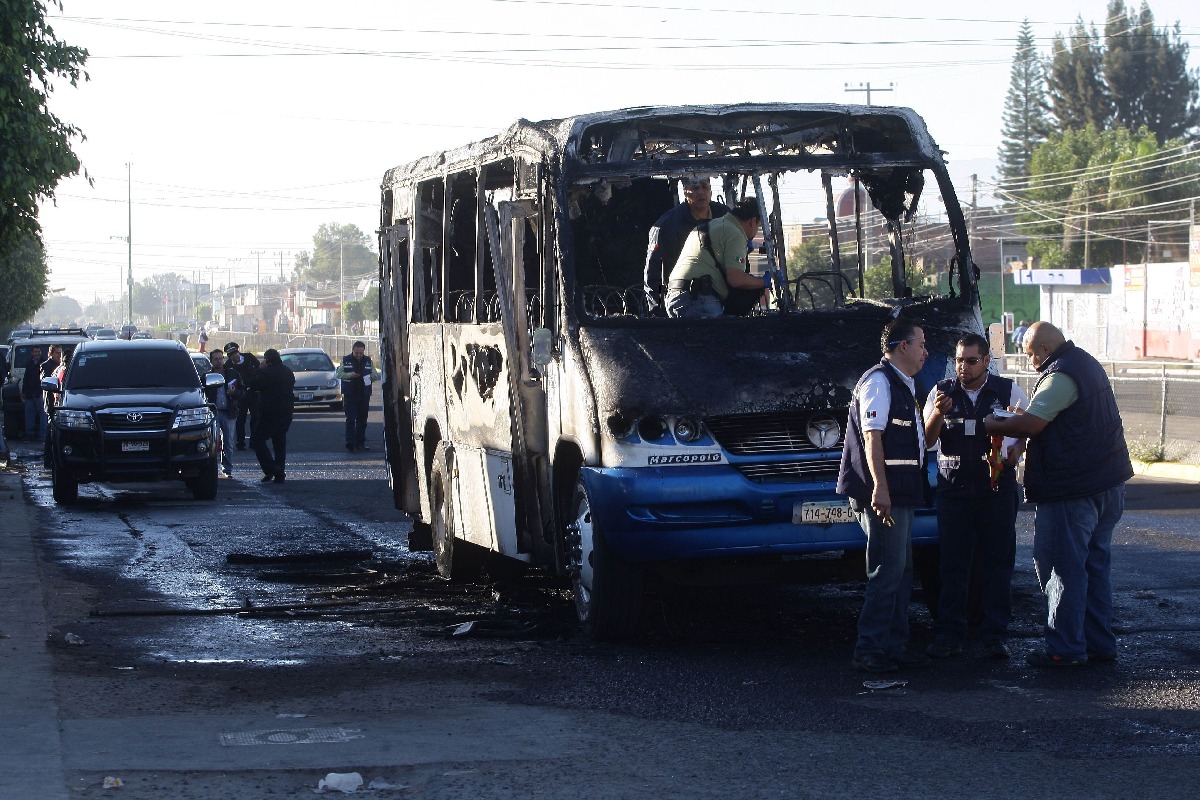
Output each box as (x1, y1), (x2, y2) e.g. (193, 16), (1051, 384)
(565, 476), (643, 640)
(429, 446), (481, 582)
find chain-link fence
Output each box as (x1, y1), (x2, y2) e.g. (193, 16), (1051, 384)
(1000, 357), (1200, 465)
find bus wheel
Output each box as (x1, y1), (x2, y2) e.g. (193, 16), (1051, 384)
(564, 476), (643, 639)
(428, 447), (481, 582)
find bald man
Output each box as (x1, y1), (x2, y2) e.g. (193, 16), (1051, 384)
(985, 322), (1132, 668)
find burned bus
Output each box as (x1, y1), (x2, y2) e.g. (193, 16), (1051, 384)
(377, 103), (983, 638)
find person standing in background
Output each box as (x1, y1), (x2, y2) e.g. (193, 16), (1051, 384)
(248, 348), (294, 484)
(336, 340), (378, 452)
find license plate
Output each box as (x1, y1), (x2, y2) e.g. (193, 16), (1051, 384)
(298, 392), (314, 401)
(121, 440), (150, 452)
(793, 500), (856, 525)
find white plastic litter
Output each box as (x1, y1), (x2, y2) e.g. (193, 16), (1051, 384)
(316, 772), (363, 794)
(65, 632), (85, 645)
(102, 776), (123, 788)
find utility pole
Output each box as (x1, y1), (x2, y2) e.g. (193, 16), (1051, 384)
(339, 242), (345, 334)
(844, 82), (894, 106)
(126, 162), (133, 324)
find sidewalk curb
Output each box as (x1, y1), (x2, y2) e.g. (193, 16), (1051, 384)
(1131, 459), (1200, 483)
(0, 466), (70, 799)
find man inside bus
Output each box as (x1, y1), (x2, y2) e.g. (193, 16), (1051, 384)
(664, 198), (769, 319)
(642, 175), (728, 315)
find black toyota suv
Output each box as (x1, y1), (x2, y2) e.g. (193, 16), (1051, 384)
(43, 339), (224, 504)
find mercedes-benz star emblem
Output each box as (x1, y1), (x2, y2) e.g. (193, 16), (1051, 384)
(126, 412), (143, 423)
(806, 415), (841, 449)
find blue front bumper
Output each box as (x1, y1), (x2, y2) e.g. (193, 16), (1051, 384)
(581, 465), (937, 564)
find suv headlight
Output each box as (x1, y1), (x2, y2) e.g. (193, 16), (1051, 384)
(56, 410), (96, 430)
(325, 378), (339, 389)
(172, 407), (214, 429)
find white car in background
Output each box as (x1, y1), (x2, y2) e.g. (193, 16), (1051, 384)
(279, 347), (342, 410)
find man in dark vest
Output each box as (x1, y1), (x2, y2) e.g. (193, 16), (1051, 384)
(337, 340), (377, 452)
(985, 322), (1133, 668)
(923, 333), (1029, 660)
(247, 348), (295, 484)
(642, 175), (729, 315)
(837, 318), (930, 674)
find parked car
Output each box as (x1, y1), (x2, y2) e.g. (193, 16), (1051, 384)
(131, 331), (153, 340)
(2, 327), (90, 439)
(191, 353), (212, 378)
(304, 323), (333, 335)
(91, 328), (118, 340)
(42, 339), (223, 503)
(279, 347), (342, 410)
(119, 324), (138, 340)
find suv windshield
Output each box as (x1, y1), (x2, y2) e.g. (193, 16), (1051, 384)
(66, 349), (200, 390)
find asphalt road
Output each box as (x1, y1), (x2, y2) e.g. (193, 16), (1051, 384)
(2, 397), (1199, 799)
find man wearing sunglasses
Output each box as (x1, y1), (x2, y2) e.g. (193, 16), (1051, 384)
(923, 333), (1029, 661)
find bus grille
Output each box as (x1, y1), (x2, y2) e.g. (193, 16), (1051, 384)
(705, 411), (847, 455)
(734, 459), (842, 483)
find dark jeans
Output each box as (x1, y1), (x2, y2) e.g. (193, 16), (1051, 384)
(236, 394), (258, 446)
(854, 504), (915, 659)
(250, 412), (292, 479)
(932, 487), (1019, 645)
(1032, 485), (1124, 659)
(344, 391), (370, 447)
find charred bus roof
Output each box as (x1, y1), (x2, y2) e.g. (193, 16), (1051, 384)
(382, 103), (947, 183)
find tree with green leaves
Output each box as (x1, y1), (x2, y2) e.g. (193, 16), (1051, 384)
(342, 299), (365, 329)
(1102, 1), (1199, 143)
(0, 0), (88, 259)
(1018, 125), (1198, 269)
(360, 285), (379, 322)
(0, 235), (49, 325)
(293, 223), (376, 285)
(997, 20), (1053, 184)
(1047, 20), (1112, 131)
(34, 293), (82, 325)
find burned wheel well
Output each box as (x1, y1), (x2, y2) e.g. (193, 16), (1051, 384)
(551, 441), (585, 573)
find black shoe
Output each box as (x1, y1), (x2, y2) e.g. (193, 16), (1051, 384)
(926, 640), (963, 659)
(273, 473), (285, 483)
(983, 641), (1011, 660)
(893, 649), (931, 668)
(356, 443), (369, 450)
(1026, 650), (1087, 668)
(1088, 651), (1118, 663)
(260, 474), (275, 483)
(851, 653), (898, 673)
(346, 443), (355, 452)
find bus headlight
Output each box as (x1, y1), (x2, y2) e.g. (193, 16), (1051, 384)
(673, 417), (703, 442)
(637, 416), (669, 441)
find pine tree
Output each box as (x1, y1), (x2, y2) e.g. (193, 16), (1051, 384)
(997, 20), (1053, 183)
(1103, 1), (1199, 143)
(1046, 21), (1112, 131)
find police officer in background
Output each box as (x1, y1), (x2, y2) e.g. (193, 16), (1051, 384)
(837, 318), (930, 674)
(336, 340), (378, 451)
(923, 333), (1029, 661)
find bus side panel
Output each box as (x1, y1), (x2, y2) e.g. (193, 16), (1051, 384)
(409, 323), (447, 529)
(442, 323), (519, 553)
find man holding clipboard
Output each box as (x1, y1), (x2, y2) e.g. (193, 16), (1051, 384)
(336, 341), (378, 452)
